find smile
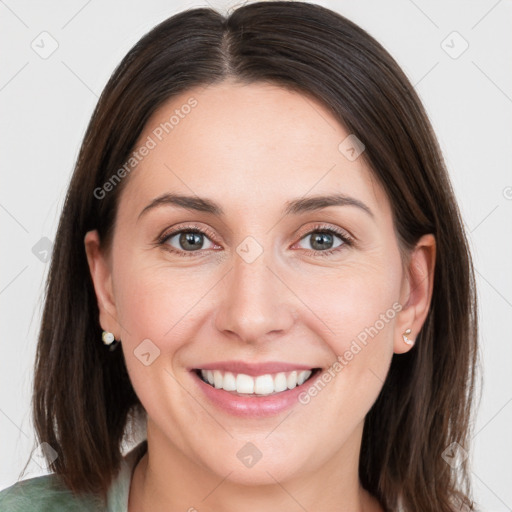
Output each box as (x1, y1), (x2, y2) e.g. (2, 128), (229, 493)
(195, 368), (319, 396)
(190, 363), (323, 417)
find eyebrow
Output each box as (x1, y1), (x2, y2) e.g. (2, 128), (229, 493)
(137, 192), (374, 221)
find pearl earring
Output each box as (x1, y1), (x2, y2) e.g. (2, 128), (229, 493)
(402, 328), (414, 346)
(102, 331), (120, 351)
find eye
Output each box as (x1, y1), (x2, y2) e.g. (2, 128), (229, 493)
(156, 223), (354, 258)
(157, 225), (218, 257)
(295, 224), (353, 257)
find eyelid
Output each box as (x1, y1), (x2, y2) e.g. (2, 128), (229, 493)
(294, 222), (354, 244)
(157, 222), (219, 243)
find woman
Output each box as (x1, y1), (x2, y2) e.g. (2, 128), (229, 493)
(0, 1), (479, 511)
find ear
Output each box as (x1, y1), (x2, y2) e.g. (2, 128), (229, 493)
(394, 233), (436, 354)
(84, 229), (121, 338)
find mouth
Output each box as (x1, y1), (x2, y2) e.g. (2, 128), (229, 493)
(192, 367), (322, 397)
(188, 360), (325, 417)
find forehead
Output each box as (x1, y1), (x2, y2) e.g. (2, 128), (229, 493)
(119, 80), (389, 221)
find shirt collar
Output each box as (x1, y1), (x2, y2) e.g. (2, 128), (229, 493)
(106, 439), (148, 512)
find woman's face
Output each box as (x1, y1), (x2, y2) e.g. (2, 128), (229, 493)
(85, 80), (434, 486)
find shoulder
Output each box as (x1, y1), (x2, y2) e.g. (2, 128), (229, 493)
(0, 473), (103, 512)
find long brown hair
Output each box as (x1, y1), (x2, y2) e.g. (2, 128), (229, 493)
(22, 2), (479, 510)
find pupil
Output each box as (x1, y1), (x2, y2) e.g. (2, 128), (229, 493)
(311, 232), (333, 250)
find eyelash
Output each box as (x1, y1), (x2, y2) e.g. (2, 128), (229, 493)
(156, 223), (354, 258)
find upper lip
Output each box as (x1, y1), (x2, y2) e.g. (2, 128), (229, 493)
(191, 361), (318, 376)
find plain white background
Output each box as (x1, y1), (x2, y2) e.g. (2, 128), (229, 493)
(1, 0), (511, 509)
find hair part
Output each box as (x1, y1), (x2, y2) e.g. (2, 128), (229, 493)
(23, 2), (479, 510)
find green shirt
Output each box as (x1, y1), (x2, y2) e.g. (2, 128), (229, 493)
(0, 440), (147, 511)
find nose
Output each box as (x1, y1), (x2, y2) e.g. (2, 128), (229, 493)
(214, 247), (296, 344)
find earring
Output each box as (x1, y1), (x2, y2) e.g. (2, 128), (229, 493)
(402, 328), (414, 346)
(102, 330), (120, 351)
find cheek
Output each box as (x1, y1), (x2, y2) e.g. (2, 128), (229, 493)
(289, 253), (403, 395)
(300, 262), (400, 344)
(112, 248), (209, 344)
(292, 264), (400, 432)
(113, 260), (203, 428)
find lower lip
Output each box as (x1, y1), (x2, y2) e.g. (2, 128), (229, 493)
(191, 370), (320, 418)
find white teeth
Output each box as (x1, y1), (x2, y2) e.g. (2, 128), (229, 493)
(199, 369), (313, 395)
(222, 372), (236, 391)
(254, 374), (274, 395)
(274, 372), (288, 392)
(236, 373), (254, 394)
(297, 370), (311, 386)
(287, 370), (297, 389)
(213, 370), (223, 389)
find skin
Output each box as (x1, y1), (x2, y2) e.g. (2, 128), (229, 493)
(84, 79), (435, 512)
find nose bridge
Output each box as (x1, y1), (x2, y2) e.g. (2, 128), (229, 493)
(215, 238), (294, 342)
